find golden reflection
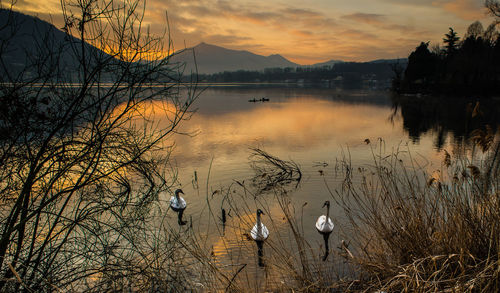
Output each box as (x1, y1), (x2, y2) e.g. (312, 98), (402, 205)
(171, 99), (402, 165)
(125, 92), (455, 185)
(206, 201), (289, 288)
(111, 99), (181, 120)
(210, 203), (288, 258)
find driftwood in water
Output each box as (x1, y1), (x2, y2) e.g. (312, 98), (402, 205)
(249, 148), (302, 193)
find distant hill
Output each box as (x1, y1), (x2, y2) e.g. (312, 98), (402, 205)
(368, 58), (408, 64)
(169, 43), (300, 74)
(0, 9), (116, 80)
(309, 59), (344, 67)
(0, 9), (407, 80)
(168, 43), (409, 74)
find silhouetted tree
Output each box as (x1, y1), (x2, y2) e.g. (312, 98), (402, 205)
(403, 42), (438, 92)
(398, 19), (500, 95)
(483, 22), (500, 44)
(465, 21), (485, 40)
(391, 61), (405, 92)
(0, 0), (196, 291)
(486, 0), (500, 18)
(443, 27), (460, 56)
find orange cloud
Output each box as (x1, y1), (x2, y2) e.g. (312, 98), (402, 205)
(290, 30), (314, 37)
(440, 0), (488, 20)
(342, 13), (386, 26)
(10, 0), (496, 64)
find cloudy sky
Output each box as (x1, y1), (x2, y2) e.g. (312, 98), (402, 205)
(11, 0), (495, 64)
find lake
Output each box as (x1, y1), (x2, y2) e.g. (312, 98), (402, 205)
(158, 86), (499, 288)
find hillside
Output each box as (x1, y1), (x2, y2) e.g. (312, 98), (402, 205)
(169, 42), (300, 74)
(0, 9), (408, 80)
(0, 9), (115, 80)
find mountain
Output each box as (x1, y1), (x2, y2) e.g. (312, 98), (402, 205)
(168, 43), (407, 74)
(368, 58), (408, 64)
(169, 43), (300, 74)
(1, 9), (406, 79)
(309, 59), (344, 67)
(312, 58), (406, 68)
(0, 9), (116, 80)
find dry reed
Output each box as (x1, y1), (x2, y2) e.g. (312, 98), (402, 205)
(332, 135), (500, 292)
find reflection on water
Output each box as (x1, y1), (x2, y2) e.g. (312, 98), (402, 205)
(391, 95), (500, 150)
(155, 87), (499, 286)
(172, 88), (400, 174)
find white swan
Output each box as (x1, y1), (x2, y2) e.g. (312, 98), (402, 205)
(251, 209), (269, 241)
(316, 200), (334, 234)
(170, 189), (186, 212)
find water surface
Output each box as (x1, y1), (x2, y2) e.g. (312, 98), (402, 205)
(159, 87), (496, 286)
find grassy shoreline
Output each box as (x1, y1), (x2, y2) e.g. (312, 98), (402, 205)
(188, 136), (500, 292)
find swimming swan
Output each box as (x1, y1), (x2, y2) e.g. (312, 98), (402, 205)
(251, 209), (269, 241)
(170, 189), (186, 211)
(316, 200), (334, 234)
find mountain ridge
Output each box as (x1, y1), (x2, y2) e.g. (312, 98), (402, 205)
(0, 8), (116, 79)
(170, 42), (406, 74)
(1, 9), (192, 82)
(1, 9), (407, 77)
(169, 42), (301, 74)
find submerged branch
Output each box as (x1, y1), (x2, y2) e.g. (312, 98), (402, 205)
(249, 148), (302, 194)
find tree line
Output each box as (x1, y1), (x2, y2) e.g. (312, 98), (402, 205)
(196, 61), (403, 88)
(396, 2), (500, 96)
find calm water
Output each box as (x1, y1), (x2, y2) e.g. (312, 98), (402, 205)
(171, 87), (451, 205)
(158, 86), (498, 286)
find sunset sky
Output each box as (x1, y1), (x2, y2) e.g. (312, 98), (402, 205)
(12, 0), (495, 64)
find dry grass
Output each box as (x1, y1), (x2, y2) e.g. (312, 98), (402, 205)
(110, 138), (500, 292)
(156, 134), (500, 292)
(333, 135), (500, 292)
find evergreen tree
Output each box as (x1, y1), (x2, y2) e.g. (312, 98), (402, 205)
(443, 27), (460, 56)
